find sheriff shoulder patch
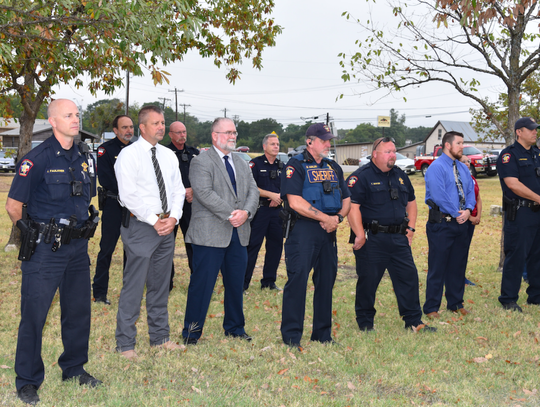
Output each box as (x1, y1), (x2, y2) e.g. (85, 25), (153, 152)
(502, 153), (511, 164)
(249, 161), (255, 169)
(285, 166), (295, 178)
(348, 176), (358, 187)
(97, 146), (106, 157)
(19, 159), (33, 177)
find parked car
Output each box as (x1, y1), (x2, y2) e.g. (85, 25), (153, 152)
(236, 146), (250, 153)
(287, 145), (307, 158)
(359, 152), (417, 175)
(233, 151), (251, 163)
(277, 152), (289, 164)
(487, 149), (503, 157)
(0, 151), (16, 172)
(415, 145), (497, 177)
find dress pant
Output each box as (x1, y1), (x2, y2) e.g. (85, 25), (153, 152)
(182, 229), (247, 340)
(16, 239), (91, 390)
(170, 201), (194, 288)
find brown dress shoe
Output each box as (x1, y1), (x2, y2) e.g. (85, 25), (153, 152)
(425, 311), (440, 319)
(453, 308), (470, 316)
(121, 349), (138, 360)
(156, 340), (185, 350)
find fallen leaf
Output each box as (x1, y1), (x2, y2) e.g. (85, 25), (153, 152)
(513, 330), (522, 338)
(0, 365), (11, 369)
(278, 368), (289, 375)
(191, 367), (198, 373)
(476, 337), (488, 341)
(473, 357), (488, 363)
(347, 382), (356, 390)
(192, 386), (201, 394)
(486, 354), (493, 359)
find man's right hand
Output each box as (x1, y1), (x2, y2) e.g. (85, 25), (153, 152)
(319, 214), (339, 233)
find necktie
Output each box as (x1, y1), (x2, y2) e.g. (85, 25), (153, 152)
(151, 147), (168, 214)
(223, 155), (237, 194)
(453, 161), (466, 211)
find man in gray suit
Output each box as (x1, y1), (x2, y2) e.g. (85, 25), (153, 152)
(182, 117), (259, 344)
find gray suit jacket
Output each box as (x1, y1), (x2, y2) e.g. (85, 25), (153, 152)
(185, 147), (259, 247)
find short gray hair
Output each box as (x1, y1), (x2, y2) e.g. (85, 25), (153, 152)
(262, 133), (279, 147)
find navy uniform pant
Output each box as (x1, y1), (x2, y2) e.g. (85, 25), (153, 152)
(500, 207), (540, 304)
(281, 219), (337, 345)
(244, 206), (283, 290)
(16, 239), (91, 390)
(423, 220), (469, 314)
(354, 232), (423, 329)
(182, 229), (247, 340)
(170, 202), (193, 288)
(93, 198), (124, 299)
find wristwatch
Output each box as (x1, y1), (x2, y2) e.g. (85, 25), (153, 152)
(407, 226), (416, 232)
(336, 214), (344, 223)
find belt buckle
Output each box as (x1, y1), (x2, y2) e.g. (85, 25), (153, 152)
(158, 213), (167, 219)
(445, 215), (452, 222)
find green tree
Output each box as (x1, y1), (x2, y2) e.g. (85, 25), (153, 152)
(339, 0), (540, 145)
(247, 118), (283, 151)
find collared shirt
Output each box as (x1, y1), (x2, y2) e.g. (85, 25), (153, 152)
(347, 162), (415, 225)
(97, 137), (131, 194)
(212, 145), (236, 177)
(249, 154), (282, 194)
(425, 153), (476, 217)
(9, 135), (92, 226)
(165, 142), (199, 188)
(115, 136), (185, 226)
(497, 141), (540, 199)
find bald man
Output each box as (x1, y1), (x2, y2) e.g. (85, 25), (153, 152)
(6, 99), (102, 405)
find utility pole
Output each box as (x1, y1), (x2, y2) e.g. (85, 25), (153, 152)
(168, 88), (184, 120)
(221, 108), (227, 118)
(158, 97), (171, 110)
(125, 70), (130, 115)
(232, 115), (240, 126)
(178, 104), (191, 123)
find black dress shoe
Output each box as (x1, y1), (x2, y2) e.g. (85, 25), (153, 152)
(94, 297), (111, 305)
(405, 323), (437, 332)
(261, 283), (282, 291)
(359, 326), (374, 332)
(62, 371), (102, 387)
(224, 332), (252, 341)
(502, 302), (523, 312)
(17, 384), (39, 405)
(183, 337), (198, 345)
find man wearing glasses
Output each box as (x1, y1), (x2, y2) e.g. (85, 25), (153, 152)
(346, 137), (435, 333)
(182, 117), (259, 344)
(166, 121), (199, 288)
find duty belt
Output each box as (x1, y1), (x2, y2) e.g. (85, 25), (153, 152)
(363, 222), (405, 234)
(259, 199), (283, 208)
(440, 213), (457, 222)
(517, 199), (540, 210)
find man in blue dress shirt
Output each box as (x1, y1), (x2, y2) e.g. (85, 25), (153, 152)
(424, 131), (476, 319)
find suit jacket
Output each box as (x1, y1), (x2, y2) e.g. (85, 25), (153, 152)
(186, 147), (259, 247)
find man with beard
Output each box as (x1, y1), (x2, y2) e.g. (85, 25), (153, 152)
(165, 121), (199, 289)
(93, 115), (134, 305)
(423, 131), (476, 319)
(346, 137), (435, 332)
(497, 118), (540, 312)
(280, 123), (350, 350)
(182, 117), (259, 345)
(114, 105), (185, 359)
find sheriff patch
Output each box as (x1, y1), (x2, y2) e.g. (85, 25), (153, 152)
(249, 161), (255, 169)
(502, 153), (511, 164)
(285, 166), (295, 178)
(82, 162), (88, 172)
(399, 177), (404, 185)
(348, 176), (358, 188)
(307, 169), (337, 183)
(19, 159), (33, 177)
(97, 146), (106, 157)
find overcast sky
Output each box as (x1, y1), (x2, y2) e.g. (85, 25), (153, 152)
(53, 0), (504, 130)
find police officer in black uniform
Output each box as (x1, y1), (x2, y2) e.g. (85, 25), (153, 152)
(244, 133), (284, 291)
(6, 99), (102, 405)
(280, 123), (350, 349)
(92, 115), (133, 304)
(165, 121), (199, 289)
(347, 137), (435, 332)
(497, 117), (540, 312)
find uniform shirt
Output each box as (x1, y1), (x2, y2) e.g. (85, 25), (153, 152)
(425, 153), (476, 217)
(346, 161), (415, 225)
(497, 141), (540, 199)
(9, 135), (92, 226)
(97, 137), (131, 194)
(249, 154), (282, 199)
(165, 142), (199, 189)
(281, 151), (350, 214)
(115, 137), (185, 226)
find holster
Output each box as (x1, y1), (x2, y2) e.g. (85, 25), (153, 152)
(60, 215), (77, 245)
(427, 199), (443, 223)
(121, 206), (131, 228)
(16, 219), (38, 261)
(503, 194), (518, 221)
(82, 205), (100, 239)
(97, 187), (106, 211)
(279, 209), (296, 239)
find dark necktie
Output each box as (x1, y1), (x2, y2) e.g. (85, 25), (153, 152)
(151, 147), (168, 214)
(453, 161), (466, 210)
(223, 155), (237, 194)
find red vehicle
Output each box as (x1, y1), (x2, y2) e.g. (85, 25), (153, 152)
(415, 145), (497, 177)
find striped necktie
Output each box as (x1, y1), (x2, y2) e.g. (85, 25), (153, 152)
(151, 147), (168, 213)
(223, 155), (237, 194)
(453, 160), (466, 211)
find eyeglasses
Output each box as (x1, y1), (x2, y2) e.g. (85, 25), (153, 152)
(215, 131), (238, 137)
(373, 137), (395, 151)
(170, 130), (187, 134)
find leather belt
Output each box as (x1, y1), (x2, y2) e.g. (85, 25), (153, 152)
(130, 212), (170, 219)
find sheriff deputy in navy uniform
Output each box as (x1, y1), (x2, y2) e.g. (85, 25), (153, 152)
(6, 99), (102, 406)
(165, 121), (199, 289)
(346, 137), (436, 333)
(244, 133), (284, 291)
(497, 117), (540, 312)
(280, 123), (350, 350)
(92, 115), (133, 305)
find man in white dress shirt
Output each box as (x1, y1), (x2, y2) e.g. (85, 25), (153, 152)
(114, 105), (185, 359)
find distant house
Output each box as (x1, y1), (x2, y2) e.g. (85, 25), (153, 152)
(0, 118), (98, 148)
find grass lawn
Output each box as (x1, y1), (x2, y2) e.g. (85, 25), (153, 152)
(1, 172), (539, 406)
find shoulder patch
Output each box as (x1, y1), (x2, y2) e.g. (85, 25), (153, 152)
(348, 176), (358, 188)
(98, 146), (106, 157)
(285, 166), (295, 178)
(249, 161), (255, 169)
(502, 153), (511, 164)
(19, 159), (33, 177)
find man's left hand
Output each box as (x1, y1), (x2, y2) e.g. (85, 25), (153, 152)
(406, 229), (414, 246)
(185, 187), (193, 203)
(229, 209), (248, 228)
(456, 209), (470, 224)
(154, 217), (177, 236)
